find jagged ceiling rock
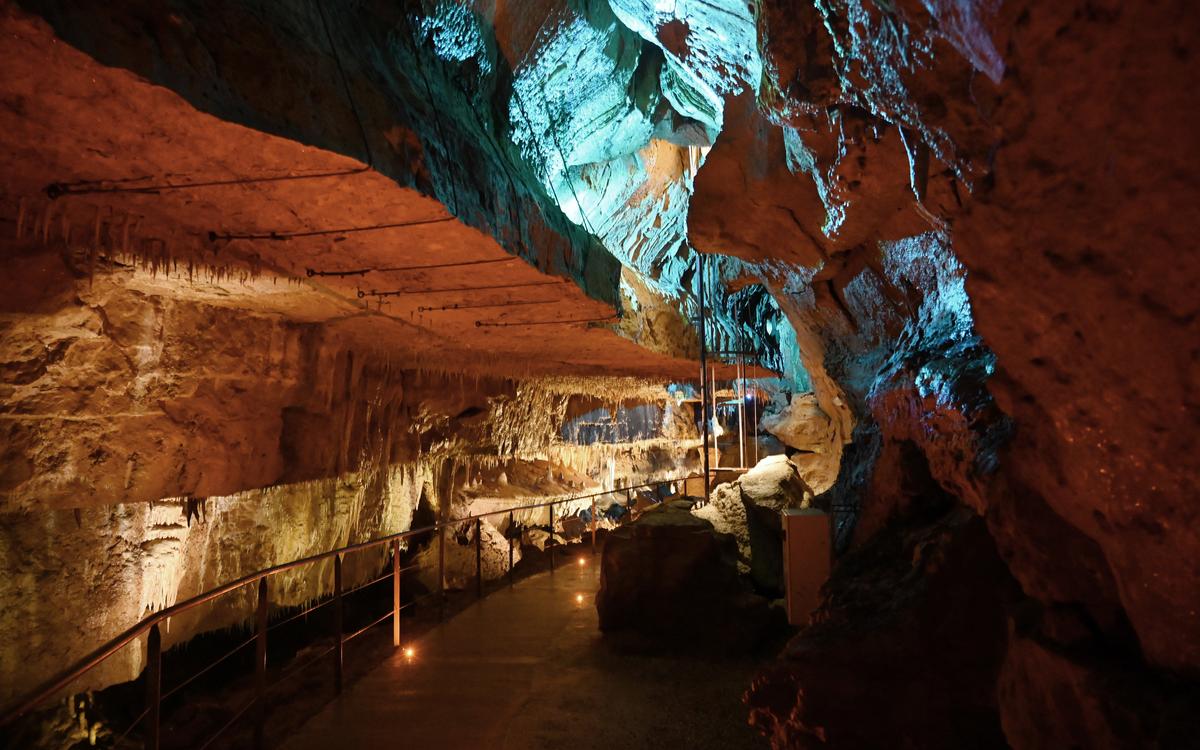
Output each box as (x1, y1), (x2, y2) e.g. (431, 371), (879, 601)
(608, 0), (762, 136)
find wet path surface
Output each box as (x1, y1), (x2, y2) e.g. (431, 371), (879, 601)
(282, 558), (767, 750)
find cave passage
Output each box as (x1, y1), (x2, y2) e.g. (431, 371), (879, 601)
(2, 1), (1198, 749)
(281, 562), (764, 750)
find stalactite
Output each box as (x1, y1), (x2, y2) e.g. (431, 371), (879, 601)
(40, 202), (51, 244)
(15, 195), (26, 239)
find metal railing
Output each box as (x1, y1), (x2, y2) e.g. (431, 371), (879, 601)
(0, 474), (700, 749)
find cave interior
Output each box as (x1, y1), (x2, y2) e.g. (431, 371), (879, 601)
(0, 1), (1197, 749)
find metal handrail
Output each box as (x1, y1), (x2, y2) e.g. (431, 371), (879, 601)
(0, 473), (700, 733)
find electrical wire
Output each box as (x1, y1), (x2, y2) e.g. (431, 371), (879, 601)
(402, 19), (461, 214)
(416, 298), (558, 312)
(45, 167), (370, 199)
(209, 215), (454, 242)
(474, 315), (618, 328)
(359, 279), (563, 298)
(315, 0), (374, 168)
(306, 256), (516, 278)
(45, 0), (377, 202)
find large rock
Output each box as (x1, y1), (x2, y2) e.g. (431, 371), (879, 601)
(415, 519), (520, 591)
(760, 393), (848, 493)
(747, 507), (1019, 749)
(693, 455), (813, 594)
(996, 614), (1200, 749)
(761, 393), (838, 454)
(596, 503), (778, 652)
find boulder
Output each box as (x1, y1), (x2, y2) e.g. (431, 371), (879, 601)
(521, 527), (567, 551)
(596, 503), (779, 653)
(760, 393), (846, 492)
(761, 393), (838, 454)
(559, 514), (586, 539)
(747, 508), (1018, 749)
(415, 519), (520, 590)
(693, 455), (813, 594)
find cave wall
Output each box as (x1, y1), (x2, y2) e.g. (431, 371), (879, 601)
(0, 464), (426, 705)
(0, 237), (697, 702)
(684, 0), (1200, 745)
(0, 240), (517, 512)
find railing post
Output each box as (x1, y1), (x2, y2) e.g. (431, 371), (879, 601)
(333, 554), (343, 694)
(392, 539), (401, 648)
(738, 352), (746, 469)
(508, 511), (515, 586)
(475, 518), (483, 598)
(697, 252), (711, 504)
(590, 498), (597, 554)
(437, 524), (446, 619)
(548, 503), (555, 572)
(254, 578), (268, 750)
(144, 623), (161, 750)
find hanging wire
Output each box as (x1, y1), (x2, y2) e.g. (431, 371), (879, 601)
(402, 17), (462, 214)
(314, 0), (374, 168)
(209, 215), (454, 242)
(474, 314), (618, 328)
(358, 279), (563, 298)
(447, 75), (528, 247)
(510, 86), (569, 218)
(306, 256), (516, 277)
(533, 77), (598, 238)
(44, 167), (371, 199)
(501, 8), (599, 238)
(46, 0), (376, 201)
(417, 298), (559, 313)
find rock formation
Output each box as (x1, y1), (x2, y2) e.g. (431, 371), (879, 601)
(693, 455), (814, 593)
(0, 0), (1196, 747)
(596, 501), (779, 652)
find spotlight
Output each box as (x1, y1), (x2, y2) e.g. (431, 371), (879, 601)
(575, 594), (585, 604)
(577, 556), (587, 567)
(403, 646), (416, 659)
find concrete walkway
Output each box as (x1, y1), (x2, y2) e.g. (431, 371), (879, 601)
(282, 558), (767, 750)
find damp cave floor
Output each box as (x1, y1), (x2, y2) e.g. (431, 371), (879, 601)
(280, 560), (767, 750)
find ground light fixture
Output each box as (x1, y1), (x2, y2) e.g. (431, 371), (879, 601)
(403, 646), (416, 660)
(575, 594), (585, 604)
(577, 556), (587, 566)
